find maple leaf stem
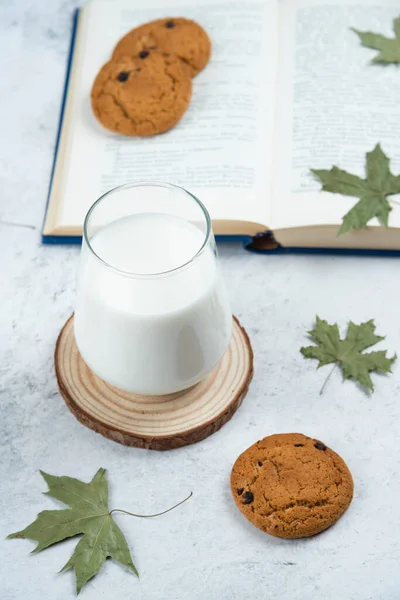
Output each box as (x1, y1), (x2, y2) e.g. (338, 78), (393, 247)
(110, 491), (193, 519)
(319, 363), (338, 395)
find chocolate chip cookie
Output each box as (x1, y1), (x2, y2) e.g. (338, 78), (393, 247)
(112, 18), (211, 77)
(231, 433), (354, 539)
(91, 50), (192, 136)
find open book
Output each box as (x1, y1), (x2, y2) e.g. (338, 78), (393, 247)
(43, 0), (400, 251)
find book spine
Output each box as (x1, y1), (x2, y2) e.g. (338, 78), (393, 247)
(245, 230), (280, 252)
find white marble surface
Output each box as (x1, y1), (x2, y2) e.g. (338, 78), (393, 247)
(2, 1), (400, 599)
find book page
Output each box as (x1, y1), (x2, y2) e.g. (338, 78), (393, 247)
(51, 0), (278, 234)
(271, 0), (400, 232)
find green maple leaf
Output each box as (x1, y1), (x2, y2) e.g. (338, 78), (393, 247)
(311, 144), (400, 235)
(300, 316), (396, 393)
(352, 17), (400, 64)
(7, 469), (138, 594)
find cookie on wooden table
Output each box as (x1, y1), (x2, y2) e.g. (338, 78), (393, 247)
(91, 50), (192, 136)
(112, 18), (211, 77)
(231, 433), (354, 539)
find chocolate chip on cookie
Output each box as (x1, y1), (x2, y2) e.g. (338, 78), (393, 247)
(112, 17), (211, 77)
(314, 441), (327, 451)
(242, 491), (254, 505)
(231, 433), (354, 539)
(116, 71), (130, 82)
(91, 52), (192, 136)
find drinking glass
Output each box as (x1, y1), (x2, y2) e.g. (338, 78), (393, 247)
(74, 182), (232, 395)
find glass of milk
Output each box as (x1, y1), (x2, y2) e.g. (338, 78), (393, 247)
(74, 182), (232, 395)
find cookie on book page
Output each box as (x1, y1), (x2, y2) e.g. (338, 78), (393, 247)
(91, 51), (192, 136)
(112, 17), (211, 77)
(231, 433), (354, 539)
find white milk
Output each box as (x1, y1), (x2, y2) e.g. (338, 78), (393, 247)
(74, 213), (232, 395)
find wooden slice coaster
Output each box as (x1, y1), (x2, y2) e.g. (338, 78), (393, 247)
(55, 316), (253, 451)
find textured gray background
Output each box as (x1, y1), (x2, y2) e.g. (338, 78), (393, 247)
(1, 1), (400, 599)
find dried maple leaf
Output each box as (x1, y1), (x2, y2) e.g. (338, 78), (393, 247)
(8, 469), (137, 594)
(8, 469), (191, 594)
(311, 144), (400, 235)
(300, 316), (396, 393)
(352, 18), (400, 64)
